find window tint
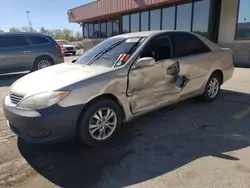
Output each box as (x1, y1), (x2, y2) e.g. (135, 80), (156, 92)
(162, 7), (175, 30)
(171, 33), (210, 57)
(130, 13), (139, 32)
(0, 36), (29, 48)
(28, 36), (49, 44)
(176, 3), (192, 31)
(141, 35), (172, 61)
(122, 15), (130, 33)
(150, 9), (161, 30)
(193, 0), (210, 38)
(140, 11), (149, 31)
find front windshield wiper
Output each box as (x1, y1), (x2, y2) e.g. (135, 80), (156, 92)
(87, 40), (124, 65)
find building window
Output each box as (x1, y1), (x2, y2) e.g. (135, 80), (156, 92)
(88, 24), (94, 38)
(162, 7), (175, 30)
(236, 0), (250, 39)
(112, 20), (119, 36)
(130, 13), (139, 32)
(150, 9), (161, 30)
(101, 22), (106, 38)
(141, 11), (149, 31)
(122, 15), (130, 33)
(107, 21), (112, 37)
(192, 0), (210, 38)
(176, 3), (192, 31)
(94, 23), (100, 38)
(84, 23), (89, 38)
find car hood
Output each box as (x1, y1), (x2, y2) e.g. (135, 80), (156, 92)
(10, 63), (111, 96)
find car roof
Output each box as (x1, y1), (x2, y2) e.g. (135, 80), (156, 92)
(112, 30), (199, 38)
(0, 32), (49, 37)
(113, 30), (166, 38)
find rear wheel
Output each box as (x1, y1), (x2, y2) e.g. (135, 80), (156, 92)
(202, 73), (222, 102)
(77, 99), (122, 147)
(72, 52), (76, 56)
(34, 56), (53, 71)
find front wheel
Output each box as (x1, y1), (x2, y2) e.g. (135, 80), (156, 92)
(77, 99), (122, 147)
(202, 73), (222, 102)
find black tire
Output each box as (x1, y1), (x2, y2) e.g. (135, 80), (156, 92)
(72, 52), (76, 56)
(77, 99), (122, 147)
(33, 56), (53, 71)
(202, 73), (222, 102)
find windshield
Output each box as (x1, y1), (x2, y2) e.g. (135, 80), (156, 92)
(57, 40), (69, 45)
(75, 37), (144, 68)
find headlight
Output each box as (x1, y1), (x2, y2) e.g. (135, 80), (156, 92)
(18, 91), (70, 110)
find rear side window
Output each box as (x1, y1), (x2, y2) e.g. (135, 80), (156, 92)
(28, 36), (50, 45)
(171, 32), (211, 58)
(0, 36), (29, 48)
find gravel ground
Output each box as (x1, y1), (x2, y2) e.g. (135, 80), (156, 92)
(0, 68), (250, 188)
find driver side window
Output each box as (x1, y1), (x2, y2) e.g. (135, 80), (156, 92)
(140, 35), (172, 61)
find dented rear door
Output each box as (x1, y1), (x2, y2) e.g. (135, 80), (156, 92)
(169, 32), (213, 97)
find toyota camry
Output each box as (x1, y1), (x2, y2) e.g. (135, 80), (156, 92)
(3, 31), (234, 146)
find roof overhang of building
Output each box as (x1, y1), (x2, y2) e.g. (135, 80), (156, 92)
(68, 0), (183, 23)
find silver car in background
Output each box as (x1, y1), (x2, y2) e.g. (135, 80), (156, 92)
(3, 31), (234, 146)
(55, 40), (77, 56)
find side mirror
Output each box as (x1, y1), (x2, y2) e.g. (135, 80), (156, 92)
(135, 57), (155, 68)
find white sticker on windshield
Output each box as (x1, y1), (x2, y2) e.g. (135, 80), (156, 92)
(125, 38), (140, 43)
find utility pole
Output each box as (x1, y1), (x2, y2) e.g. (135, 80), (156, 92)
(25, 11), (32, 31)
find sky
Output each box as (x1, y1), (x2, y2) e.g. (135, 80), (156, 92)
(0, 0), (93, 32)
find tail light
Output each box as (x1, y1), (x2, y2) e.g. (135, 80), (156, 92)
(56, 44), (65, 57)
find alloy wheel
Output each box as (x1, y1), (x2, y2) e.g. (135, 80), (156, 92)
(88, 108), (117, 140)
(207, 77), (219, 98)
(38, 60), (52, 69)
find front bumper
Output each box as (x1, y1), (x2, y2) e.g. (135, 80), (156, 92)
(3, 101), (83, 143)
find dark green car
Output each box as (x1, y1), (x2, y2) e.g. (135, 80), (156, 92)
(0, 32), (64, 74)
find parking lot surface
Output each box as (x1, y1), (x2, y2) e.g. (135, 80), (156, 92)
(0, 66), (250, 188)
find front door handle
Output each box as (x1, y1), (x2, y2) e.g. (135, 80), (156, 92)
(208, 57), (212, 61)
(24, 50), (30, 53)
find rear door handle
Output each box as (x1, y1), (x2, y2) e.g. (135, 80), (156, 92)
(24, 50), (30, 53)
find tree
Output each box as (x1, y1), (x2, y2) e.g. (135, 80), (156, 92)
(40, 27), (53, 36)
(74, 31), (82, 41)
(40, 27), (46, 33)
(30, 27), (37, 33)
(9, 27), (20, 32)
(20, 26), (36, 32)
(0, 30), (4, 33)
(62, 29), (73, 41)
(21, 27), (29, 32)
(51, 29), (62, 39)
